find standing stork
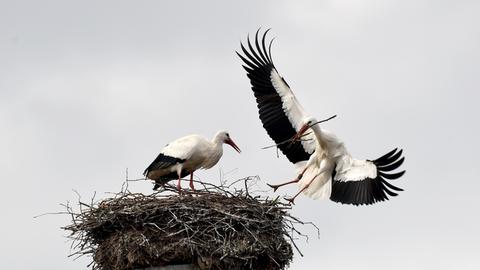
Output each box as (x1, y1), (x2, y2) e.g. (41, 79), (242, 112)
(144, 130), (241, 191)
(237, 29), (405, 205)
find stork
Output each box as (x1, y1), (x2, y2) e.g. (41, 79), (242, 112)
(144, 130), (241, 191)
(237, 29), (405, 205)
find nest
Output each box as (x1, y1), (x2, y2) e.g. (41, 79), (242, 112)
(63, 177), (313, 270)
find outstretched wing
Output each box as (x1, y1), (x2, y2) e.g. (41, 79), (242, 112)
(237, 29), (316, 164)
(330, 148), (406, 206)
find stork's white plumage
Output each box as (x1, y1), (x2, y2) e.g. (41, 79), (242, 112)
(237, 30), (405, 205)
(144, 130), (241, 191)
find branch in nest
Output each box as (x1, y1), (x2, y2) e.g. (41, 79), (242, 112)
(61, 177), (318, 270)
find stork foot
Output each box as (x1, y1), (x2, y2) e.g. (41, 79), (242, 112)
(284, 197), (296, 205)
(267, 183), (281, 192)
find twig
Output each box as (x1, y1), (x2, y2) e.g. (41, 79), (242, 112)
(261, 114), (338, 150)
(261, 132), (312, 150)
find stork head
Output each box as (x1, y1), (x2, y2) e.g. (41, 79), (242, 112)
(301, 116), (318, 133)
(294, 115), (337, 142)
(293, 117), (317, 141)
(215, 130), (241, 153)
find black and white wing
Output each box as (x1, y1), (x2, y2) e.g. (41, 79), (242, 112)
(330, 148), (406, 206)
(143, 153), (186, 177)
(237, 29), (316, 164)
(143, 153), (189, 190)
(143, 135), (199, 177)
(144, 135), (201, 189)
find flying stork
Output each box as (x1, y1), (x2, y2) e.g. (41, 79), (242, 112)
(144, 130), (241, 191)
(237, 29), (405, 205)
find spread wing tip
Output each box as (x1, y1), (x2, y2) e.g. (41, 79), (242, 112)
(238, 29), (274, 67)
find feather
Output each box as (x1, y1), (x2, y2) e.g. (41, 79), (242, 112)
(378, 170), (406, 180)
(374, 148), (398, 164)
(378, 157), (405, 171)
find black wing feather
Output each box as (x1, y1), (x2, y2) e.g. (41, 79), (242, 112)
(237, 29), (311, 163)
(374, 148), (398, 164)
(378, 170), (406, 180)
(377, 157), (404, 171)
(331, 148), (405, 206)
(143, 153), (186, 176)
(144, 153), (188, 190)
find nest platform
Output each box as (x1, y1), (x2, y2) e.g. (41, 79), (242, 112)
(64, 179), (307, 270)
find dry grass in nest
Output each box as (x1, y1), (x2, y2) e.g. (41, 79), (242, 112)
(63, 177), (316, 270)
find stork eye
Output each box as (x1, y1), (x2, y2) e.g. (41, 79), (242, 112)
(226, 133), (230, 137)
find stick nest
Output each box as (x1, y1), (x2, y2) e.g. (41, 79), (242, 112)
(63, 178), (312, 270)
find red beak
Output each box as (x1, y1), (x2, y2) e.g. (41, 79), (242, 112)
(226, 138), (241, 153)
(293, 124), (310, 142)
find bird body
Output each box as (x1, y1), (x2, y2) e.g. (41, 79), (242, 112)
(144, 131), (241, 190)
(238, 29), (405, 205)
(295, 126), (338, 199)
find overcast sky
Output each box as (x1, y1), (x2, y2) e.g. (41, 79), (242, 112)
(1, 0), (479, 269)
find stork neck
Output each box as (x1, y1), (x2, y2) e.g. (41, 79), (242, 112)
(310, 124), (324, 141)
(211, 135), (224, 159)
(310, 124), (328, 150)
(212, 134), (224, 146)
(311, 124), (347, 158)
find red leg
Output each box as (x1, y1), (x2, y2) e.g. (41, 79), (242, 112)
(176, 177), (182, 193)
(268, 166), (309, 192)
(267, 179), (300, 192)
(285, 173), (319, 205)
(189, 172), (195, 191)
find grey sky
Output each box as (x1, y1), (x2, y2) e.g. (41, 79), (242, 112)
(1, 0), (479, 269)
